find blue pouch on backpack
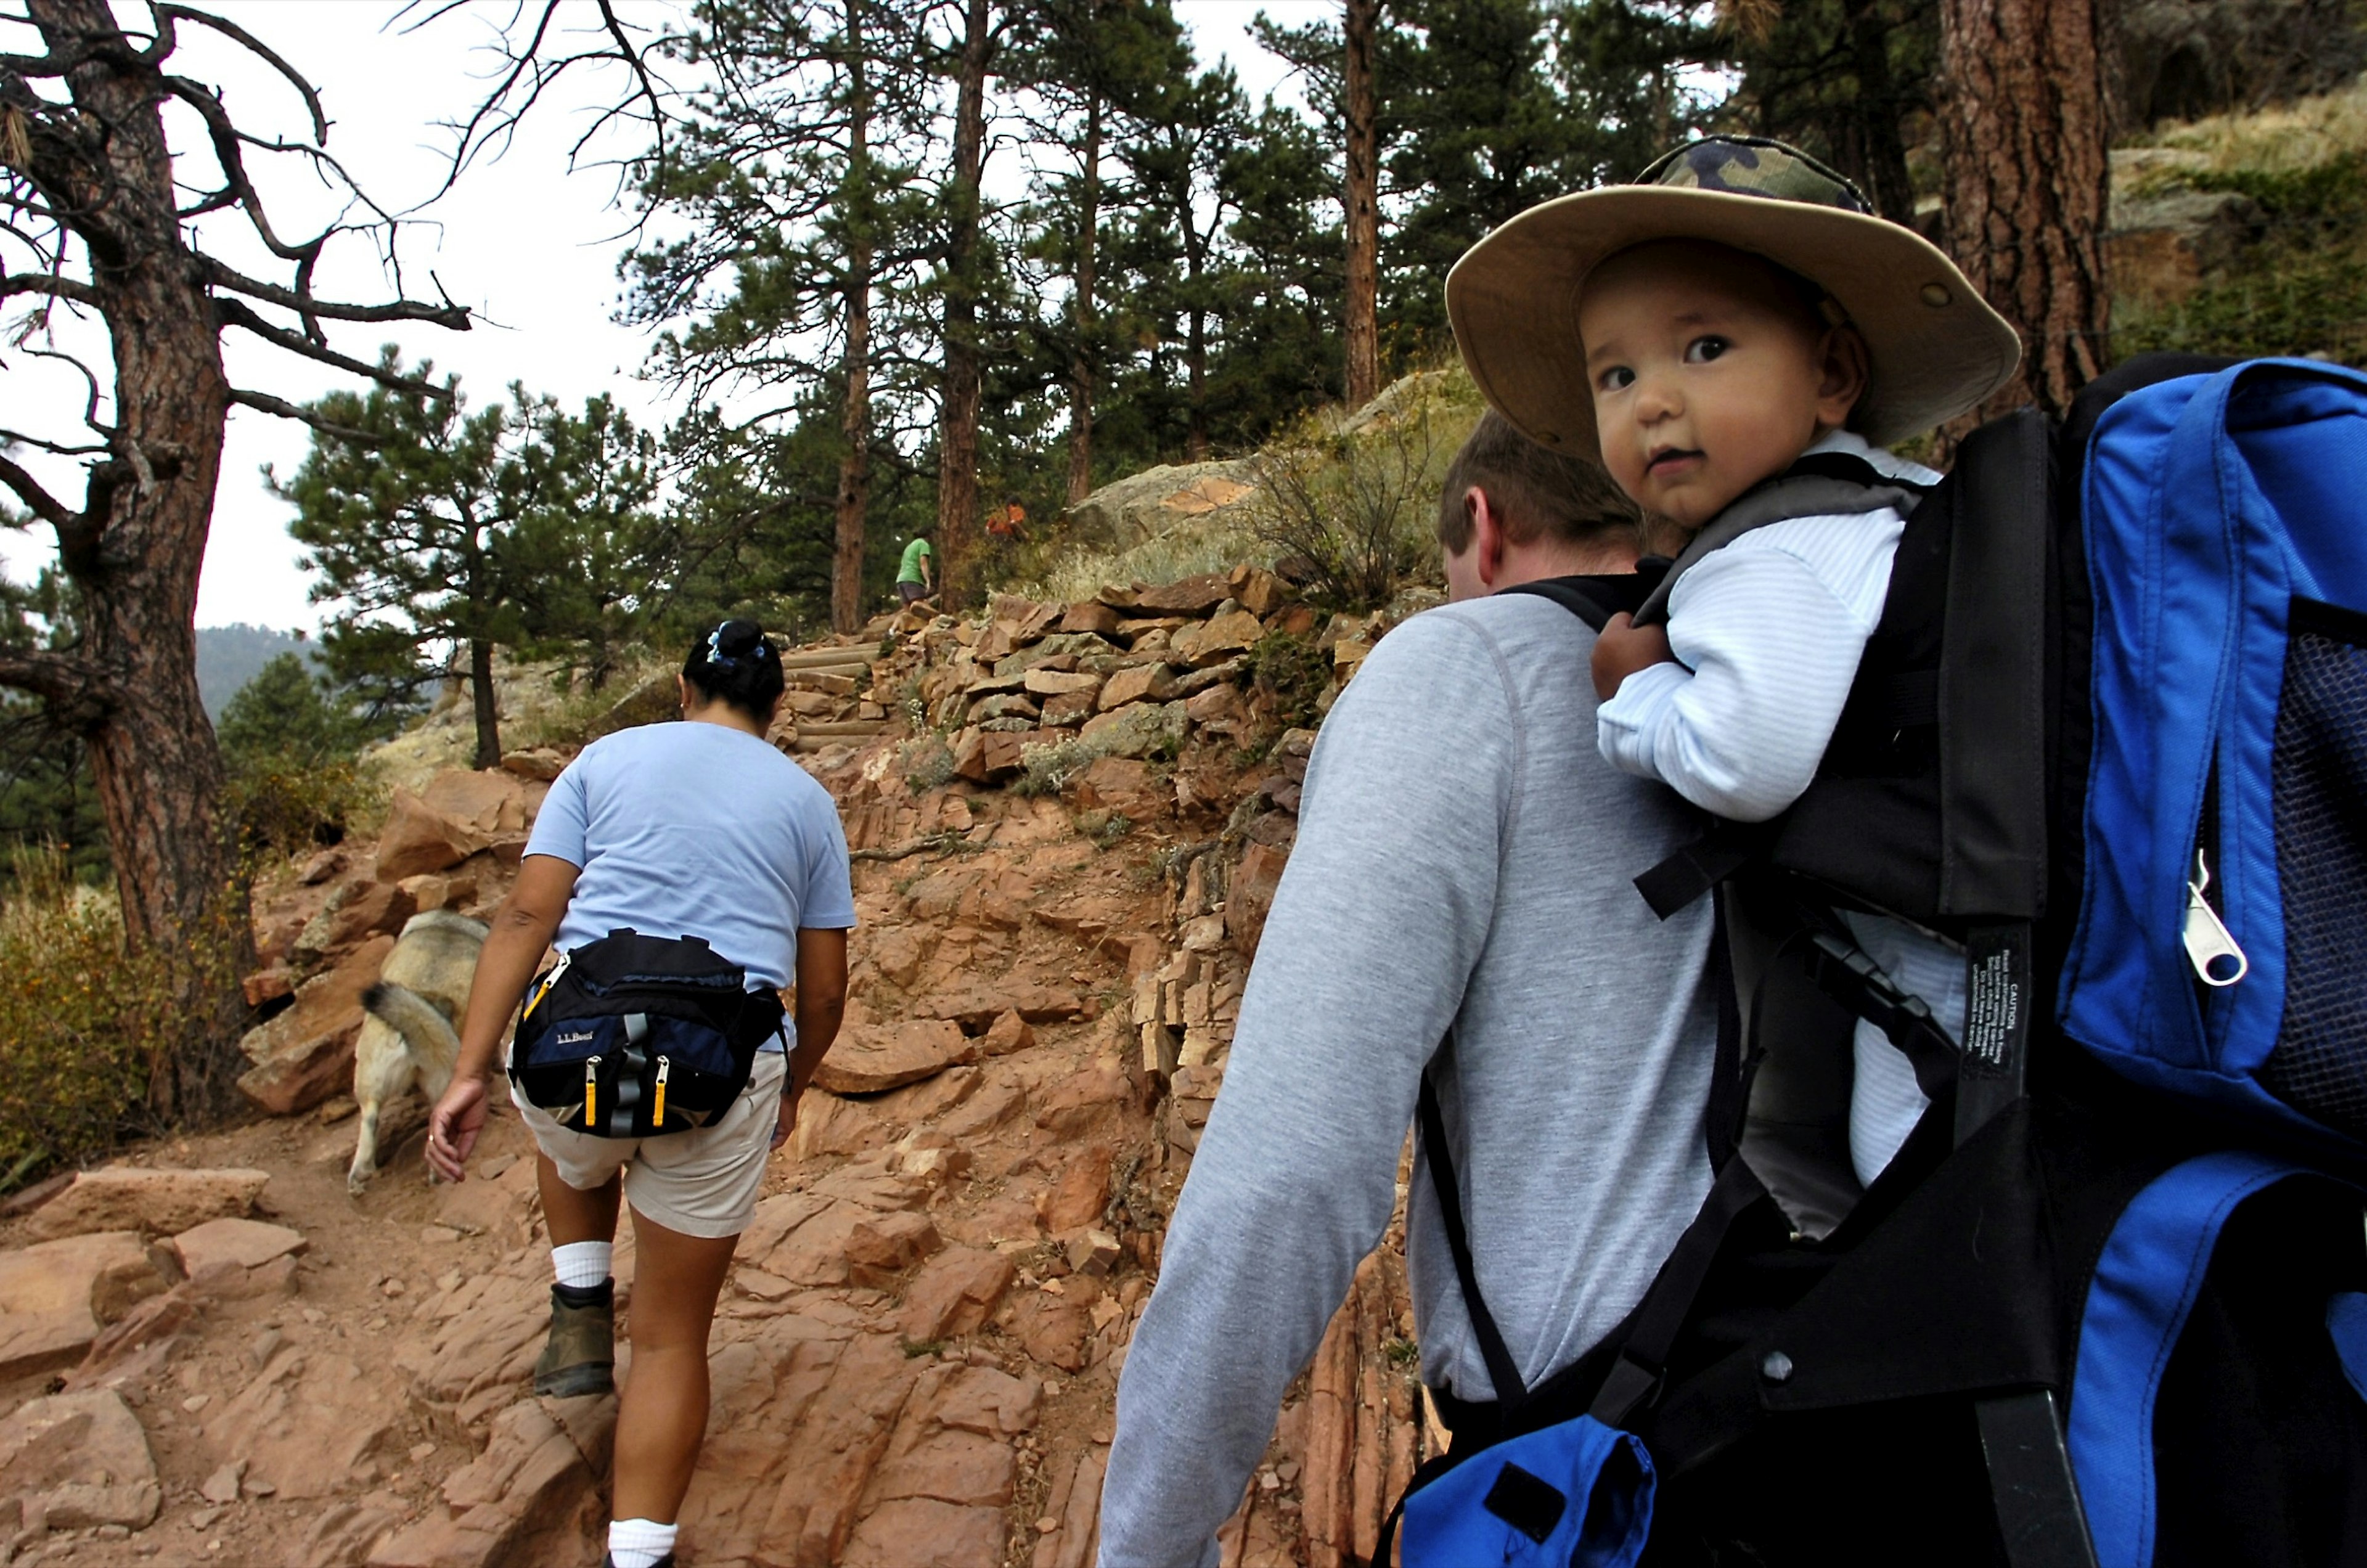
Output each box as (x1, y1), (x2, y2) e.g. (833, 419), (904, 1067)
(2063, 359), (2367, 1148)
(1397, 1413), (1654, 1567)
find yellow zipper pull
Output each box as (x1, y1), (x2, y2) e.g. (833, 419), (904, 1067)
(584, 1058), (599, 1124)
(653, 1056), (670, 1128)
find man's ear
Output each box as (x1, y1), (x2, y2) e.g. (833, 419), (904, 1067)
(1813, 324), (1871, 433)
(1467, 486), (1506, 587)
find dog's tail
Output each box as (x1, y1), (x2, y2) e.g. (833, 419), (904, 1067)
(362, 981), (462, 1056)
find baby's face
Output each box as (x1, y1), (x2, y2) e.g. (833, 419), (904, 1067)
(1579, 242), (1844, 529)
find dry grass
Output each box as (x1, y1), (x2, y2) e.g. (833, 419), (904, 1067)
(2125, 77), (2367, 181)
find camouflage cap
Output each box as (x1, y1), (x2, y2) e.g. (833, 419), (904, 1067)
(1444, 136), (2021, 455)
(1635, 136), (1873, 212)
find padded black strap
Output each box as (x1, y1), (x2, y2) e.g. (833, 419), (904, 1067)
(1587, 1156), (1769, 1427)
(1418, 1069), (1530, 1410)
(1499, 572), (1653, 632)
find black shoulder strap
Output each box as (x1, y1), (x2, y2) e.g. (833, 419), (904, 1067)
(1631, 452), (1929, 629)
(1499, 571), (1654, 632)
(1417, 1068), (1531, 1408)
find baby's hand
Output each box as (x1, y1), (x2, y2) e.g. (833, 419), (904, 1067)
(1591, 613), (1675, 700)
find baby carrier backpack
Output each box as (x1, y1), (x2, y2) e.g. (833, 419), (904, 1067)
(1398, 355), (2367, 1567)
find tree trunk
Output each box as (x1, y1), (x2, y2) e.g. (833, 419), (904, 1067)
(1184, 195), (1211, 462)
(934, 0), (992, 609)
(1844, 0), (1918, 226)
(1342, 0), (1382, 410)
(831, 0), (875, 635)
(18, 0), (255, 1122)
(1065, 91), (1102, 507)
(468, 638), (501, 770)
(1936, 0), (2113, 424)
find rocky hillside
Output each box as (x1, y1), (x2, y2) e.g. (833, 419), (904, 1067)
(0, 565), (1418, 1568)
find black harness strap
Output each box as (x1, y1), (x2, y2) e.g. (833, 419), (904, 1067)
(1417, 1071), (1531, 1410)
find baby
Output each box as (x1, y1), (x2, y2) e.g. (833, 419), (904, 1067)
(1446, 137), (2022, 1183)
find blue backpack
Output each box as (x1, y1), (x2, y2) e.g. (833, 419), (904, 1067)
(1399, 357), (2367, 1568)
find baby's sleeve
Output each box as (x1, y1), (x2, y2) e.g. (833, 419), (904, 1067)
(1596, 512), (1902, 822)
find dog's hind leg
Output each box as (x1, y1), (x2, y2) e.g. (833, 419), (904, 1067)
(347, 1098), (383, 1196)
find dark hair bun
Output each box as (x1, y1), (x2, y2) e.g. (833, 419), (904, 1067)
(682, 617), (785, 722)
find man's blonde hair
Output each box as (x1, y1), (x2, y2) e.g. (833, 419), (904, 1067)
(1437, 409), (1641, 555)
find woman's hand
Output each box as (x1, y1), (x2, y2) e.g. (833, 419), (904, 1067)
(771, 1085), (800, 1151)
(426, 1073), (491, 1182)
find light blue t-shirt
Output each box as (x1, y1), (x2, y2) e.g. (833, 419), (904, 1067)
(523, 722), (856, 1051)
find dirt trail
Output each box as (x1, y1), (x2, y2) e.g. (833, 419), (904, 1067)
(0, 574), (1426, 1568)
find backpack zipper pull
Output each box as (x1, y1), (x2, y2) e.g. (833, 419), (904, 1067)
(2183, 849), (2249, 987)
(584, 1056), (600, 1124)
(653, 1056), (669, 1127)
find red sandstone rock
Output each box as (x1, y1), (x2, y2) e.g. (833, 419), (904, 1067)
(896, 1247), (1017, 1342)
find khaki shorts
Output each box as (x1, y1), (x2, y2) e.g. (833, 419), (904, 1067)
(512, 1050), (787, 1239)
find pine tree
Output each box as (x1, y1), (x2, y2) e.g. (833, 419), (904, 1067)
(630, 0), (937, 635)
(274, 362), (664, 768)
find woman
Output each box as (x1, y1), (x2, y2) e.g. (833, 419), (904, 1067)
(426, 619), (853, 1568)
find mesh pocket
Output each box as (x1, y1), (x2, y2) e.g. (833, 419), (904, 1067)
(2259, 600), (2367, 1140)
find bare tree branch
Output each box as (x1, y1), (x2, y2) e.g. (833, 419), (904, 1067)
(198, 256), (468, 327)
(214, 296), (462, 394)
(157, 3), (327, 141)
(228, 386), (390, 444)
(0, 451), (76, 533)
(0, 644), (107, 712)
(1, 271), (100, 307)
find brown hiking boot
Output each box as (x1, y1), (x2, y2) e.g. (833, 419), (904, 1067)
(533, 1286), (614, 1398)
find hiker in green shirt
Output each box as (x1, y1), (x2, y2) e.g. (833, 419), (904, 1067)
(896, 536), (933, 605)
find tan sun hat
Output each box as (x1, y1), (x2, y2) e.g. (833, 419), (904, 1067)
(1445, 137), (2022, 457)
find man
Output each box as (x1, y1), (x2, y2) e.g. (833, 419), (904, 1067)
(896, 533), (934, 605)
(1097, 411), (1719, 1566)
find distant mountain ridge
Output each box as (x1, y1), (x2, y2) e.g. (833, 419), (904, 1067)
(195, 623), (314, 721)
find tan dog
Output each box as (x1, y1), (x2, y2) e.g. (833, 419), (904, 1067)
(349, 909), (489, 1193)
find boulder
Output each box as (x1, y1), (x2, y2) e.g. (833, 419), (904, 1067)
(0, 1390), (160, 1530)
(1133, 571), (1237, 616)
(27, 1166), (269, 1241)
(236, 933), (394, 1114)
(499, 747), (567, 781)
(1096, 663), (1176, 711)
(2107, 185), (2267, 309)
(1228, 563), (1290, 618)
(0, 1231), (167, 1378)
(897, 1248), (1019, 1343)
(1057, 601), (1121, 637)
(812, 1020), (976, 1095)
(374, 788), (483, 881)
(978, 1010), (1036, 1058)
(1023, 668), (1103, 699)
(1036, 1145), (1114, 1233)
(1078, 700), (1188, 760)
(320, 879), (418, 953)
(845, 1212), (942, 1288)
(171, 1217), (308, 1277)
(1071, 757), (1165, 820)
(1227, 840), (1291, 959)
(1065, 462), (1257, 552)
(1171, 607), (1264, 667)
(951, 728), (1030, 786)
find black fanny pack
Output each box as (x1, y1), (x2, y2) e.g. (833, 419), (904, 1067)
(508, 928), (785, 1138)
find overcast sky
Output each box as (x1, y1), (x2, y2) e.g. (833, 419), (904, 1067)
(0, 0), (1328, 634)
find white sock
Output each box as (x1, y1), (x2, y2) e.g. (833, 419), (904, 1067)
(552, 1241), (613, 1291)
(607, 1517), (676, 1568)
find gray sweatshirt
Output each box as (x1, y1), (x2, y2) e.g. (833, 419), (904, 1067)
(1097, 591), (1718, 1568)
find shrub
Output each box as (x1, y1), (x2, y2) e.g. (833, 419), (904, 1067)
(2116, 153), (2367, 362)
(221, 756), (380, 859)
(1247, 410), (1443, 611)
(899, 736), (958, 792)
(0, 851), (235, 1185)
(1245, 631), (1332, 732)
